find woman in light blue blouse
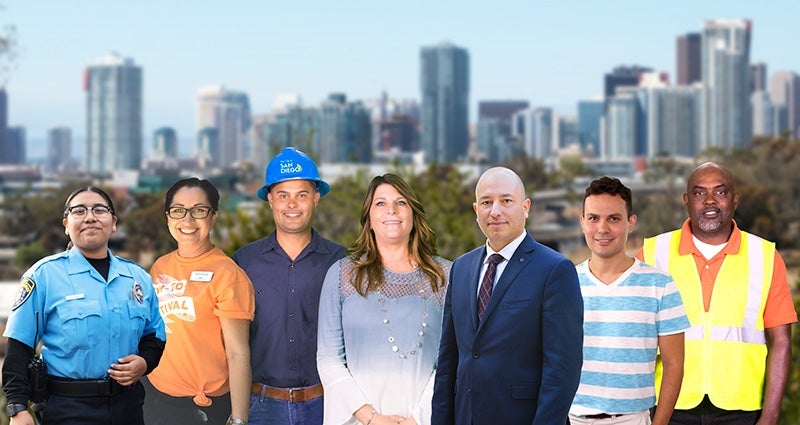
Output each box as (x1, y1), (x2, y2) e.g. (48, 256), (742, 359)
(317, 174), (451, 425)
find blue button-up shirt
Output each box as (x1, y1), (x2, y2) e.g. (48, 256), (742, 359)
(4, 247), (166, 379)
(232, 229), (345, 388)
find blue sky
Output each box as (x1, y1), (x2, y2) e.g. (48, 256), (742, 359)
(3, 1), (799, 158)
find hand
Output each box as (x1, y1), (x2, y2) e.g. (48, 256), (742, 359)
(10, 409), (35, 425)
(372, 414), (406, 424)
(108, 354), (147, 386)
(397, 418), (418, 425)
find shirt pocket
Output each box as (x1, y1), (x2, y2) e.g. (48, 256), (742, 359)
(126, 300), (148, 340)
(56, 299), (102, 352)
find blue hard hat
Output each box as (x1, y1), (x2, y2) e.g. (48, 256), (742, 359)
(257, 147), (330, 202)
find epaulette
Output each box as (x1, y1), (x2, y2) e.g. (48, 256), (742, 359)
(23, 250), (70, 276)
(114, 254), (148, 273)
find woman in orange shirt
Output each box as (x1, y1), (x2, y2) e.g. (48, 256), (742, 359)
(143, 178), (255, 425)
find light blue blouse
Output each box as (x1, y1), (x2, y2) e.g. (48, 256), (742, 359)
(317, 256), (451, 425)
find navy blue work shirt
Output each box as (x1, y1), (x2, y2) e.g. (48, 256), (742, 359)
(232, 229), (345, 388)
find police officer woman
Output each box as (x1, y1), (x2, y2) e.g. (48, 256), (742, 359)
(2, 186), (166, 425)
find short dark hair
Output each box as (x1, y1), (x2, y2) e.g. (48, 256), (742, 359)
(583, 176), (633, 217)
(164, 178), (220, 211)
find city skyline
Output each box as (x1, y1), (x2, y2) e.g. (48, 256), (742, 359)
(3, 1), (800, 159)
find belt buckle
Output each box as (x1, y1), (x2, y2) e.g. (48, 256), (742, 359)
(289, 388), (295, 402)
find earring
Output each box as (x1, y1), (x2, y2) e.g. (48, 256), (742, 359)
(64, 228), (69, 236)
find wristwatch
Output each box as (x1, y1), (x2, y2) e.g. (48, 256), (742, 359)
(6, 403), (27, 417)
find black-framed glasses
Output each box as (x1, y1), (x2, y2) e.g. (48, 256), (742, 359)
(66, 204), (113, 218)
(167, 206), (214, 220)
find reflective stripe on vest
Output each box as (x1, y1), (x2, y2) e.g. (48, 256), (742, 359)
(645, 229), (773, 410)
(650, 232), (766, 344)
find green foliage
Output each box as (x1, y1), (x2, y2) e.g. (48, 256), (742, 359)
(120, 191), (177, 263)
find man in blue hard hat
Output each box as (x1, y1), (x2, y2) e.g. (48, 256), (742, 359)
(232, 147), (346, 425)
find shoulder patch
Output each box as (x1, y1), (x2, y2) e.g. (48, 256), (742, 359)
(12, 277), (36, 311)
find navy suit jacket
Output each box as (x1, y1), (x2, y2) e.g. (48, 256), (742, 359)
(432, 232), (583, 425)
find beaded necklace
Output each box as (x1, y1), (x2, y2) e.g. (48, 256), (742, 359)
(377, 287), (429, 359)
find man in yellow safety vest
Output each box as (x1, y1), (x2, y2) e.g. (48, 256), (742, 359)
(637, 162), (797, 424)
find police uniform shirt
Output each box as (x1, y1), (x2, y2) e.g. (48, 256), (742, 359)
(4, 247), (166, 379)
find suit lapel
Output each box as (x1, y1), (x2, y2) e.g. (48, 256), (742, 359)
(478, 235), (536, 327)
(467, 250), (484, 332)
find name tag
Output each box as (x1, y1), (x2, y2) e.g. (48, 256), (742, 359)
(189, 271), (214, 282)
(66, 293), (85, 301)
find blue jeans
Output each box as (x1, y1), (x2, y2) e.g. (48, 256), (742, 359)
(248, 393), (323, 425)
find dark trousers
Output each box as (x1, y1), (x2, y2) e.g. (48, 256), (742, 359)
(141, 376), (231, 425)
(42, 380), (145, 425)
(653, 396), (761, 425)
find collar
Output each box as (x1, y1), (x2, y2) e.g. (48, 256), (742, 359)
(678, 218), (742, 257)
(484, 230), (527, 262)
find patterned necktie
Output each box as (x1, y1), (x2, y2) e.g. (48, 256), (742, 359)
(478, 254), (504, 321)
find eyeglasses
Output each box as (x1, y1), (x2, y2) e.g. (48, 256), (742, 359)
(66, 204), (113, 218)
(167, 206), (214, 220)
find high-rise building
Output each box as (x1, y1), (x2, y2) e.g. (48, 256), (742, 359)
(85, 52), (143, 173)
(3, 126), (25, 164)
(604, 65), (652, 105)
(46, 126), (72, 173)
(512, 107), (553, 160)
(605, 93), (637, 159)
(196, 85), (251, 168)
(476, 100), (528, 162)
(319, 93), (372, 163)
(196, 127), (219, 169)
(0, 88), (7, 163)
(420, 42), (470, 163)
(577, 100), (604, 157)
(554, 114), (579, 150)
(751, 91), (775, 136)
(153, 127), (178, 160)
(750, 62), (767, 93)
(700, 19), (752, 151)
(377, 115), (418, 153)
(676, 33), (701, 86)
(647, 85), (702, 157)
(769, 71), (800, 139)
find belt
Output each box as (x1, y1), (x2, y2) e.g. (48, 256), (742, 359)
(47, 377), (128, 397)
(583, 413), (624, 419)
(250, 383), (324, 402)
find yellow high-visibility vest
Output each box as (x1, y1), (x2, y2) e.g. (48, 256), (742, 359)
(642, 229), (773, 411)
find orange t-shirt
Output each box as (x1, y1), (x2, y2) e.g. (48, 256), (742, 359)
(148, 247), (255, 404)
(635, 219), (797, 328)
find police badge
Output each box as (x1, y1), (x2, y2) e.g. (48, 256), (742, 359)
(11, 277), (35, 311)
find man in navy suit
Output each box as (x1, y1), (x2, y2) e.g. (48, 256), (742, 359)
(432, 166), (584, 425)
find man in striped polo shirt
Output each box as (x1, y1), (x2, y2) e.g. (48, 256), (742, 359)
(569, 176), (690, 425)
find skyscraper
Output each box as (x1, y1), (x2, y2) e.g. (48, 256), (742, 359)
(512, 107), (553, 160)
(750, 62), (767, 93)
(46, 126), (72, 173)
(196, 85), (251, 168)
(476, 100), (528, 162)
(319, 93), (372, 163)
(420, 42), (470, 163)
(604, 65), (652, 105)
(605, 93), (637, 159)
(4, 126), (25, 164)
(577, 100), (604, 157)
(647, 85), (702, 157)
(700, 19), (752, 150)
(85, 52), (143, 173)
(769, 71), (800, 139)
(676, 33), (701, 86)
(153, 127), (178, 160)
(0, 88), (7, 163)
